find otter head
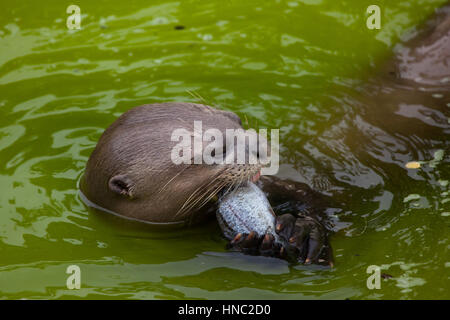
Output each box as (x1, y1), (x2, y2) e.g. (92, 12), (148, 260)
(389, 5), (450, 86)
(80, 103), (266, 224)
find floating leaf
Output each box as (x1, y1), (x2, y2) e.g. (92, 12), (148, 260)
(405, 161), (421, 169)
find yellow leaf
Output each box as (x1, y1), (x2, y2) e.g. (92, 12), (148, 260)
(405, 161), (421, 169)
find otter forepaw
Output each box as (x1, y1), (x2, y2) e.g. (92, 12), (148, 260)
(276, 214), (333, 267)
(259, 233), (283, 257)
(227, 231), (260, 255)
(227, 232), (282, 257)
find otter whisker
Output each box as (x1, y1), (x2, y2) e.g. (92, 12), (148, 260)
(174, 170), (226, 218)
(175, 184), (221, 218)
(193, 181), (229, 212)
(179, 177), (229, 214)
(186, 90), (208, 105)
(174, 161), (262, 219)
(156, 164), (190, 196)
(175, 166), (239, 218)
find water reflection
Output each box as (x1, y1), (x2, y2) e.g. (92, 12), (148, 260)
(0, 0), (448, 299)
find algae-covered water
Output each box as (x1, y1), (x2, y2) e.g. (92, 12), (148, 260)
(0, 0), (449, 299)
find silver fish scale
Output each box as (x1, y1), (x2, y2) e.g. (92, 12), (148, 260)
(216, 182), (279, 241)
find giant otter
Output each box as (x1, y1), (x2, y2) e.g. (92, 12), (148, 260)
(81, 3), (449, 265)
(80, 102), (333, 264)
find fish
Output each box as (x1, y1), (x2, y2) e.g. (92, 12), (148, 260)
(216, 181), (280, 243)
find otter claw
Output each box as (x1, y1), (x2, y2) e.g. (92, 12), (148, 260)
(247, 231), (256, 240)
(260, 233), (274, 249)
(226, 218), (332, 265)
(239, 231), (260, 249)
(228, 231), (282, 257)
(231, 233), (243, 244)
(259, 233), (277, 256)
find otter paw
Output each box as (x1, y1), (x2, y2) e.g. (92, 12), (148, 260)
(276, 214), (333, 266)
(227, 232), (282, 257)
(227, 231), (260, 255)
(259, 233), (283, 257)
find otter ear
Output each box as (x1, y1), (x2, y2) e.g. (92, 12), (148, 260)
(108, 174), (134, 199)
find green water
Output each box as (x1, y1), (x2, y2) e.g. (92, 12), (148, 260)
(1, 0), (449, 299)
